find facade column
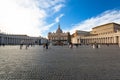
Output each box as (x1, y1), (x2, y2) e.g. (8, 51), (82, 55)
(113, 36), (118, 44)
(113, 36), (116, 44)
(107, 37), (109, 44)
(0, 36), (4, 44)
(0, 36), (1, 45)
(1, 36), (4, 45)
(103, 38), (105, 44)
(106, 37), (108, 44)
(118, 36), (120, 47)
(110, 37), (112, 44)
(98, 38), (100, 43)
(111, 37), (114, 44)
(101, 38), (103, 44)
(104, 37), (106, 44)
(100, 38), (102, 44)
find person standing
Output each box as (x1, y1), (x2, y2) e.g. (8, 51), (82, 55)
(69, 42), (73, 49)
(45, 43), (48, 49)
(20, 40), (24, 49)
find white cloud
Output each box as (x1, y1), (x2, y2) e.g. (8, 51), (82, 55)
(38, 0), (65, 9)
(53, 4), (65, 13)
(69, 10), (120, 34)
(0, 0), (65, 37)
(55, 14), (64, 23)
(40, 14), (64, 37)
(43, 14), (64, 31)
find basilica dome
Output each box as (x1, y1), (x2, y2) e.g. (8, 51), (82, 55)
(56, 24), (63, 33)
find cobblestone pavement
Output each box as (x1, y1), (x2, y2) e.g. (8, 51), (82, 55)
(0, 45), (120, 80)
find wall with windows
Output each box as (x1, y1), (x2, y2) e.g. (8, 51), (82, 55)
(72, 23), (120, 45)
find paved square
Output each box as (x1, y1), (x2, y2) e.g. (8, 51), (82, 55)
(0, 45), (120, 80)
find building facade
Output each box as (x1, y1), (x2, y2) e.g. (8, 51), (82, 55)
(71, 23), (120, 46)
(0, 33), (47, 45)
(71, 30), (90, 44)
(48, 24), (71, 45)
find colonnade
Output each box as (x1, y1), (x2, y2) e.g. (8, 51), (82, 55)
(73, 32), (120, 45)
(0, 33), (45, 45)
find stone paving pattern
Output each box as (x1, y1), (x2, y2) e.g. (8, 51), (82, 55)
(0, 45), (120, 80)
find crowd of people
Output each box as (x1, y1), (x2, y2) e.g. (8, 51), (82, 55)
(19, 41), (116, 50)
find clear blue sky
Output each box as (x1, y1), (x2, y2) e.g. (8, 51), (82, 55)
(46, 0), (120, 36)
(1, 0), (120, 37)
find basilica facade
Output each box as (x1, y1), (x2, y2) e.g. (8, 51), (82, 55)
(48, 24), (71, 45)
